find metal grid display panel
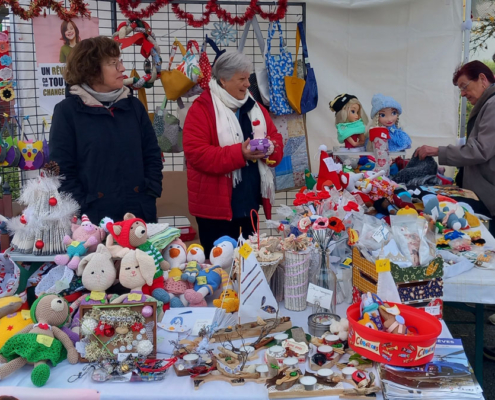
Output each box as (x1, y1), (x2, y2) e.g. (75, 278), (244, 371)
(8, 1), (305, 233)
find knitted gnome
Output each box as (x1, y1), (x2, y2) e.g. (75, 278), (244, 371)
(106, 213), (171, 306)
(181, 244), (205, 283)
(316, 145), (343, 191)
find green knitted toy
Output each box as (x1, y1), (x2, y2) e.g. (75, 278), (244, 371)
(0, 294), (79, 387)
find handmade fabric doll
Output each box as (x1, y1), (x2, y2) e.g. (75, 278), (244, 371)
(106, 213), (171, 306)
(68, 244), (116, 333)
(0, 294), (78, 387)
(209, 236), (238, 271)
(162, 239), (191, 307)
(370, 94), (411, 152)
(330, 94), (369, 150)
(54, 214), (106, 270)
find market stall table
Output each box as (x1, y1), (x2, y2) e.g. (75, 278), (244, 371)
(1, 302), (456, 400)
(442, 222), (495, 387)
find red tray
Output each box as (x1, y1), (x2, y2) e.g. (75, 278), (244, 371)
(347, 302), (442, 367)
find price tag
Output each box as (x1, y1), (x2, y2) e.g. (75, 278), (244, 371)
(21, 310), (31, 320)
(127, 293), (142, 301)
(239, 243), (253, 259)
(306, 283), (333, 310)
(192, 319), (212, 336)
(196, 276), (207, 285)
(36, 334), (54, 347)
(425, 305), (440, 316)
(375, 259), (391, 273)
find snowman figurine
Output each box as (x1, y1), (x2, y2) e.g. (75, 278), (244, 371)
(184, 236), (237, 307)
(181, 244), (206, 283)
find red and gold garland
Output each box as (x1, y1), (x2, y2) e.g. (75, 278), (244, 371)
(116, 0), (288, 27)
(0, 0), (91, 21)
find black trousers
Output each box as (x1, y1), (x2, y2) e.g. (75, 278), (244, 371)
(196, 216), (258, 258)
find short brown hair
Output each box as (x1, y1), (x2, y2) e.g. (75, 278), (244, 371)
(64, 36), (120, 86)
(453, 60), (495, 86)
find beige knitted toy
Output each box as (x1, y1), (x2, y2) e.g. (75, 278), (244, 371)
(0, 294), (78, 386)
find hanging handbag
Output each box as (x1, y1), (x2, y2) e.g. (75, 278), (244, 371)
(17, 116), (44, 171)
(153, 95), (183, 153)
(298, 21), (318, 114)
(284, 26), (305, 114)
(176, 40), (202, 83)
(160, 40), (196, 101)
(238, 16), (270, 107)
(205, 34), (226, 66)
(266, 20), (295, 116)
(197, 38), (212, 90)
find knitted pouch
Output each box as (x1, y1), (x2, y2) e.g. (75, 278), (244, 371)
(153, 96), (183, 153)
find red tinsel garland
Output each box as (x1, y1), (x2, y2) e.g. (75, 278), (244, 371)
(116, 0), (288, 28)
(0, 0), (91, 21)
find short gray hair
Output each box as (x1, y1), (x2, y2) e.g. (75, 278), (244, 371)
(212, 51), (253, 82)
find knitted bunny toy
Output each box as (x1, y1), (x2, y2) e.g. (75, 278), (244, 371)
(111, 249), (160, 305)
(54, 214), (106, 270)
(69, 244), (116, 334)
(106, 213), (171, 306)
(0, 294), (78, 387)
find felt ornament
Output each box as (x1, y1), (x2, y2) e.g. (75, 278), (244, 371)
(0, 294), (78, 387)
(54, 214), (106, 270)
(369, 127), (390, 176)
(68, 244), (116, 334)
(106, 213), (172, 307)
(304, 168), (317, 190)
(316, 145), (342, 191)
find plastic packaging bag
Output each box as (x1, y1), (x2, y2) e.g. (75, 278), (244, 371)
(391, 215), (434, 267)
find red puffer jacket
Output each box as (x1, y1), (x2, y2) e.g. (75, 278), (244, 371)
(183, 90), (283, 221)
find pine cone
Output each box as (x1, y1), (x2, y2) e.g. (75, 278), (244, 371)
(42, 161), (60, 176)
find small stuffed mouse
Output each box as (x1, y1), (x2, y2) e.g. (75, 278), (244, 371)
(0, 294), (78, 387)
(69, 244), (116, 334)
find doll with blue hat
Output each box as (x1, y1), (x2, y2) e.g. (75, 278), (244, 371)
(370, 94), (412, 152)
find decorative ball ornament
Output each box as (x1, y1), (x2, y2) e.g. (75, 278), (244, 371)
(104, 326), (115, 337)
(35, 240), (44, 249)
(49, 197), (58, 206)
(20, 214), (27, 224)
(137, 339), (153, 357)
(141, 305), (153, 318)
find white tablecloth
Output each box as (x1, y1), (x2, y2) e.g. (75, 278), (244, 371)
(1, 302), (454, 400)
(443, 223), (495, 304)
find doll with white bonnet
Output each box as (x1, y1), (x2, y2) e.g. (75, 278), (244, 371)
(330, 94), (369, 150)
(370, 94), (411, 152)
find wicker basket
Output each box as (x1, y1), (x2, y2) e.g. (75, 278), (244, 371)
(259, 253), (283, 281)
(283, 249), (311, 311)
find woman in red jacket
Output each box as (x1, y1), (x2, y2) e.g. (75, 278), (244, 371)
(183, 52), (283, 255)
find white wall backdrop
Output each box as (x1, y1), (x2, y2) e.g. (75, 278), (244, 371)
(304, 0), (463, 166)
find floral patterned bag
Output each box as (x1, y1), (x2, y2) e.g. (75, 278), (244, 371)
(266, 20), (295, 116)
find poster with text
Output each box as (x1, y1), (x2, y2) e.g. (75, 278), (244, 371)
(33, 16), (99, 114)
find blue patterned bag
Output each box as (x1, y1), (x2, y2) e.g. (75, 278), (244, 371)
(266, 21), (295, 116)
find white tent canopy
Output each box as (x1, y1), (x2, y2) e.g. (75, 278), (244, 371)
(305, 0), (463, 164)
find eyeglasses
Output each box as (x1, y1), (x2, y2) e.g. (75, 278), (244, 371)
(105, 59), (124, 70)
(458, 80), (472, 92)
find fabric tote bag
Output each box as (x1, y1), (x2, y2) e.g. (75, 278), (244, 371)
(238, 16), (270, 107)
(298, 21), (318, 114)
(160, 40), (196, 101)
(266, 20), (294, 116)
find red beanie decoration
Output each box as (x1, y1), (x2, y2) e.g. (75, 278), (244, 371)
(106, 217), (146, 249)
(316, 145), (342, 191)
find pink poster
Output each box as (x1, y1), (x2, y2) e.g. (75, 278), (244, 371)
(33, 15), (100, 64)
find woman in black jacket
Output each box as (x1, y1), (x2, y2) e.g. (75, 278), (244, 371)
(49, 36), (163, 223)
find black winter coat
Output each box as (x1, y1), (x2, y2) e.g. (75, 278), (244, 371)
(49, 88), (163, 223)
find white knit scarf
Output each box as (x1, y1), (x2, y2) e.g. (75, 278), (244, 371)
(209, 79), (275, 205)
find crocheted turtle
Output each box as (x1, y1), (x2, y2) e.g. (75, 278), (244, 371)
(0, 294), (78, 386)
